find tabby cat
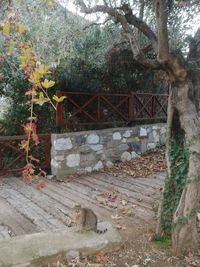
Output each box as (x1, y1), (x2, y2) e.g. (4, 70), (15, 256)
(72, 204), (107, 234)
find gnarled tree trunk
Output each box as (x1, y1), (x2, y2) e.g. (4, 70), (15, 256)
(172, 80), (200, 254)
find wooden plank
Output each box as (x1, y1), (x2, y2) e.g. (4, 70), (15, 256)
(0, 186), (66, 231)
(130, 177), (163, 188)
(76, 176), (153, 210)
(61, 181), (153, 220)
(115, 174), (156, 193)
(86, 174), (154, 205)
(6, 178), (71, 223)
(95, 173), (158, 199)
(0, 197), (38, 237)
(44, 181), (111, 220)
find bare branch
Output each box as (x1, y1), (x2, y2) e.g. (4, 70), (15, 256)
(76, 0), (158, 53)
(83, 17), (112, 30)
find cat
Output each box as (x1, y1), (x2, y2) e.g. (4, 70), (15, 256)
(72, 204), (107, 234)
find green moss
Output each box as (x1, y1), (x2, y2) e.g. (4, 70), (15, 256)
(154, 234), (172, 248)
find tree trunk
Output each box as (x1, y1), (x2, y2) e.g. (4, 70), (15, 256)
(172, 80), (200, 254)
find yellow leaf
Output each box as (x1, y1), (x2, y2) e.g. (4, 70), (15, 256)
(7, 40), (15, 56)
(29, 71), (41, 87)
(19, 48), (33, 69)
(41, 79), (55, 89)
(18, 23), (26, 34)
(35, 64), (51, 76)
(33, 92), (50, 106)
(3, 24), (10, 36)
(47, 0), (54, 7)
(52, 95), (66, 103)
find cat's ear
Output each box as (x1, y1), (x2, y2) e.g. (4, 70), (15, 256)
(74, 204), (81, 208)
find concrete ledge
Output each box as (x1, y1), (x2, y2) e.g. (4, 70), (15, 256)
(0, 222), (121, 267)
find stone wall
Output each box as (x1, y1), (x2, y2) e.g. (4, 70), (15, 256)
(51, 123), (166, 178)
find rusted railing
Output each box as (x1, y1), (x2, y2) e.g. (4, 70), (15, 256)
(56, 91), (168, 131)
(0, 134), (51, 176)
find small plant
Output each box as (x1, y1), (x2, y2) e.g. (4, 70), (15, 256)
(154, 234), (172, 248)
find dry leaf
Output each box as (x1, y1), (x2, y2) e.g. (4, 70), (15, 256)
(111, 214), (122, 220)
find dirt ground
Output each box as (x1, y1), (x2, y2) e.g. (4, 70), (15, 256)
(41, 214), (199, 267)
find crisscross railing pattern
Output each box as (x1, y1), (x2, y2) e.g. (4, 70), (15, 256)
(0, 134), (51, 176)
(56, 91), (168, 130)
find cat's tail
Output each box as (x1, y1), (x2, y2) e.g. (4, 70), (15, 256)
(96, 228), (107, 234)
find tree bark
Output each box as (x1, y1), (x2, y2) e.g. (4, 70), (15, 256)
(172, 80), (200, 254)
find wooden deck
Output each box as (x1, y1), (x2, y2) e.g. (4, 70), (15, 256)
(0, 172), (165, 241)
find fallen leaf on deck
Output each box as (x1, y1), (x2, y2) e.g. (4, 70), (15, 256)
(111, 214), (122, 220)
(121, 199), (128, 206)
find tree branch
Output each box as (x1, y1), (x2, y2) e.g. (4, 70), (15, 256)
(76, 0), (160, 69)
(83, 17), (111, 30)
(120, 4), (158, 53)
(76, 0), (158, 53)
(155, 0), (170, 63)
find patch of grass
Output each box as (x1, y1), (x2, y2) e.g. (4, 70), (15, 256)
(154, 234), (172, 248)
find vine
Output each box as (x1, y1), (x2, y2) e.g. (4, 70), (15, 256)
(160, 135), (189, 235)
(1, 3), (66, 185)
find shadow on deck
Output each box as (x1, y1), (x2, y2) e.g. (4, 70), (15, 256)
(0, 171), (165, 240)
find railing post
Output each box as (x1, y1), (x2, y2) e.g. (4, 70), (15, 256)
(128, 92), (135, 122)
(56, 90), (63, 133)
(97, 94), (101, 122)
(151, 95), (155, 118)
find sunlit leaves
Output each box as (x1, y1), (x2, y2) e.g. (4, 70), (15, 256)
(33, 92), (50, 106)
(29, 71), (41, 87)
(41, 79), (55, 89)
(52, 95), (66, 103)
(7, 40), (15, 56)
(18, 23), (26, 34)
(35, 64), (51, 75)
(20, 47), (34, 69)
(2, 24), (10, 36)
(47, 0), (54, 7)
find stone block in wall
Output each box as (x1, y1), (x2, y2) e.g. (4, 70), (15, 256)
(75, 135), (87, 145)
(93, 160), (103, 171)
(87, 133), (99, 144)
(123, 130), (132, 138)
(118, 143), (129, 152)
(141, 139), (148, 154)
(147, 143), (156, 149)
(54, 138), (72, 150)
(139, 127), (147, 137)
(121, 151), (132, 162)
(148, 131), (154, 143)
(90, 144), (103, 151)
(99, 136), (108, 144)
(105, 148), (121, 162)
(131, 143), (141, 154)
(79, 144), (91, 154)
(80, 153), (96, 167)
(126, 137), (140, 144)
(66, 154), (80, 168)
(112, 132), (122, 140)
(153, 130), (160, 143)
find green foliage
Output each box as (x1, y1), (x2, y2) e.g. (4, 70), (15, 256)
(154, 234), (172, 248)
(0, 51), (30, 135)
(161, 135), (189, 235)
